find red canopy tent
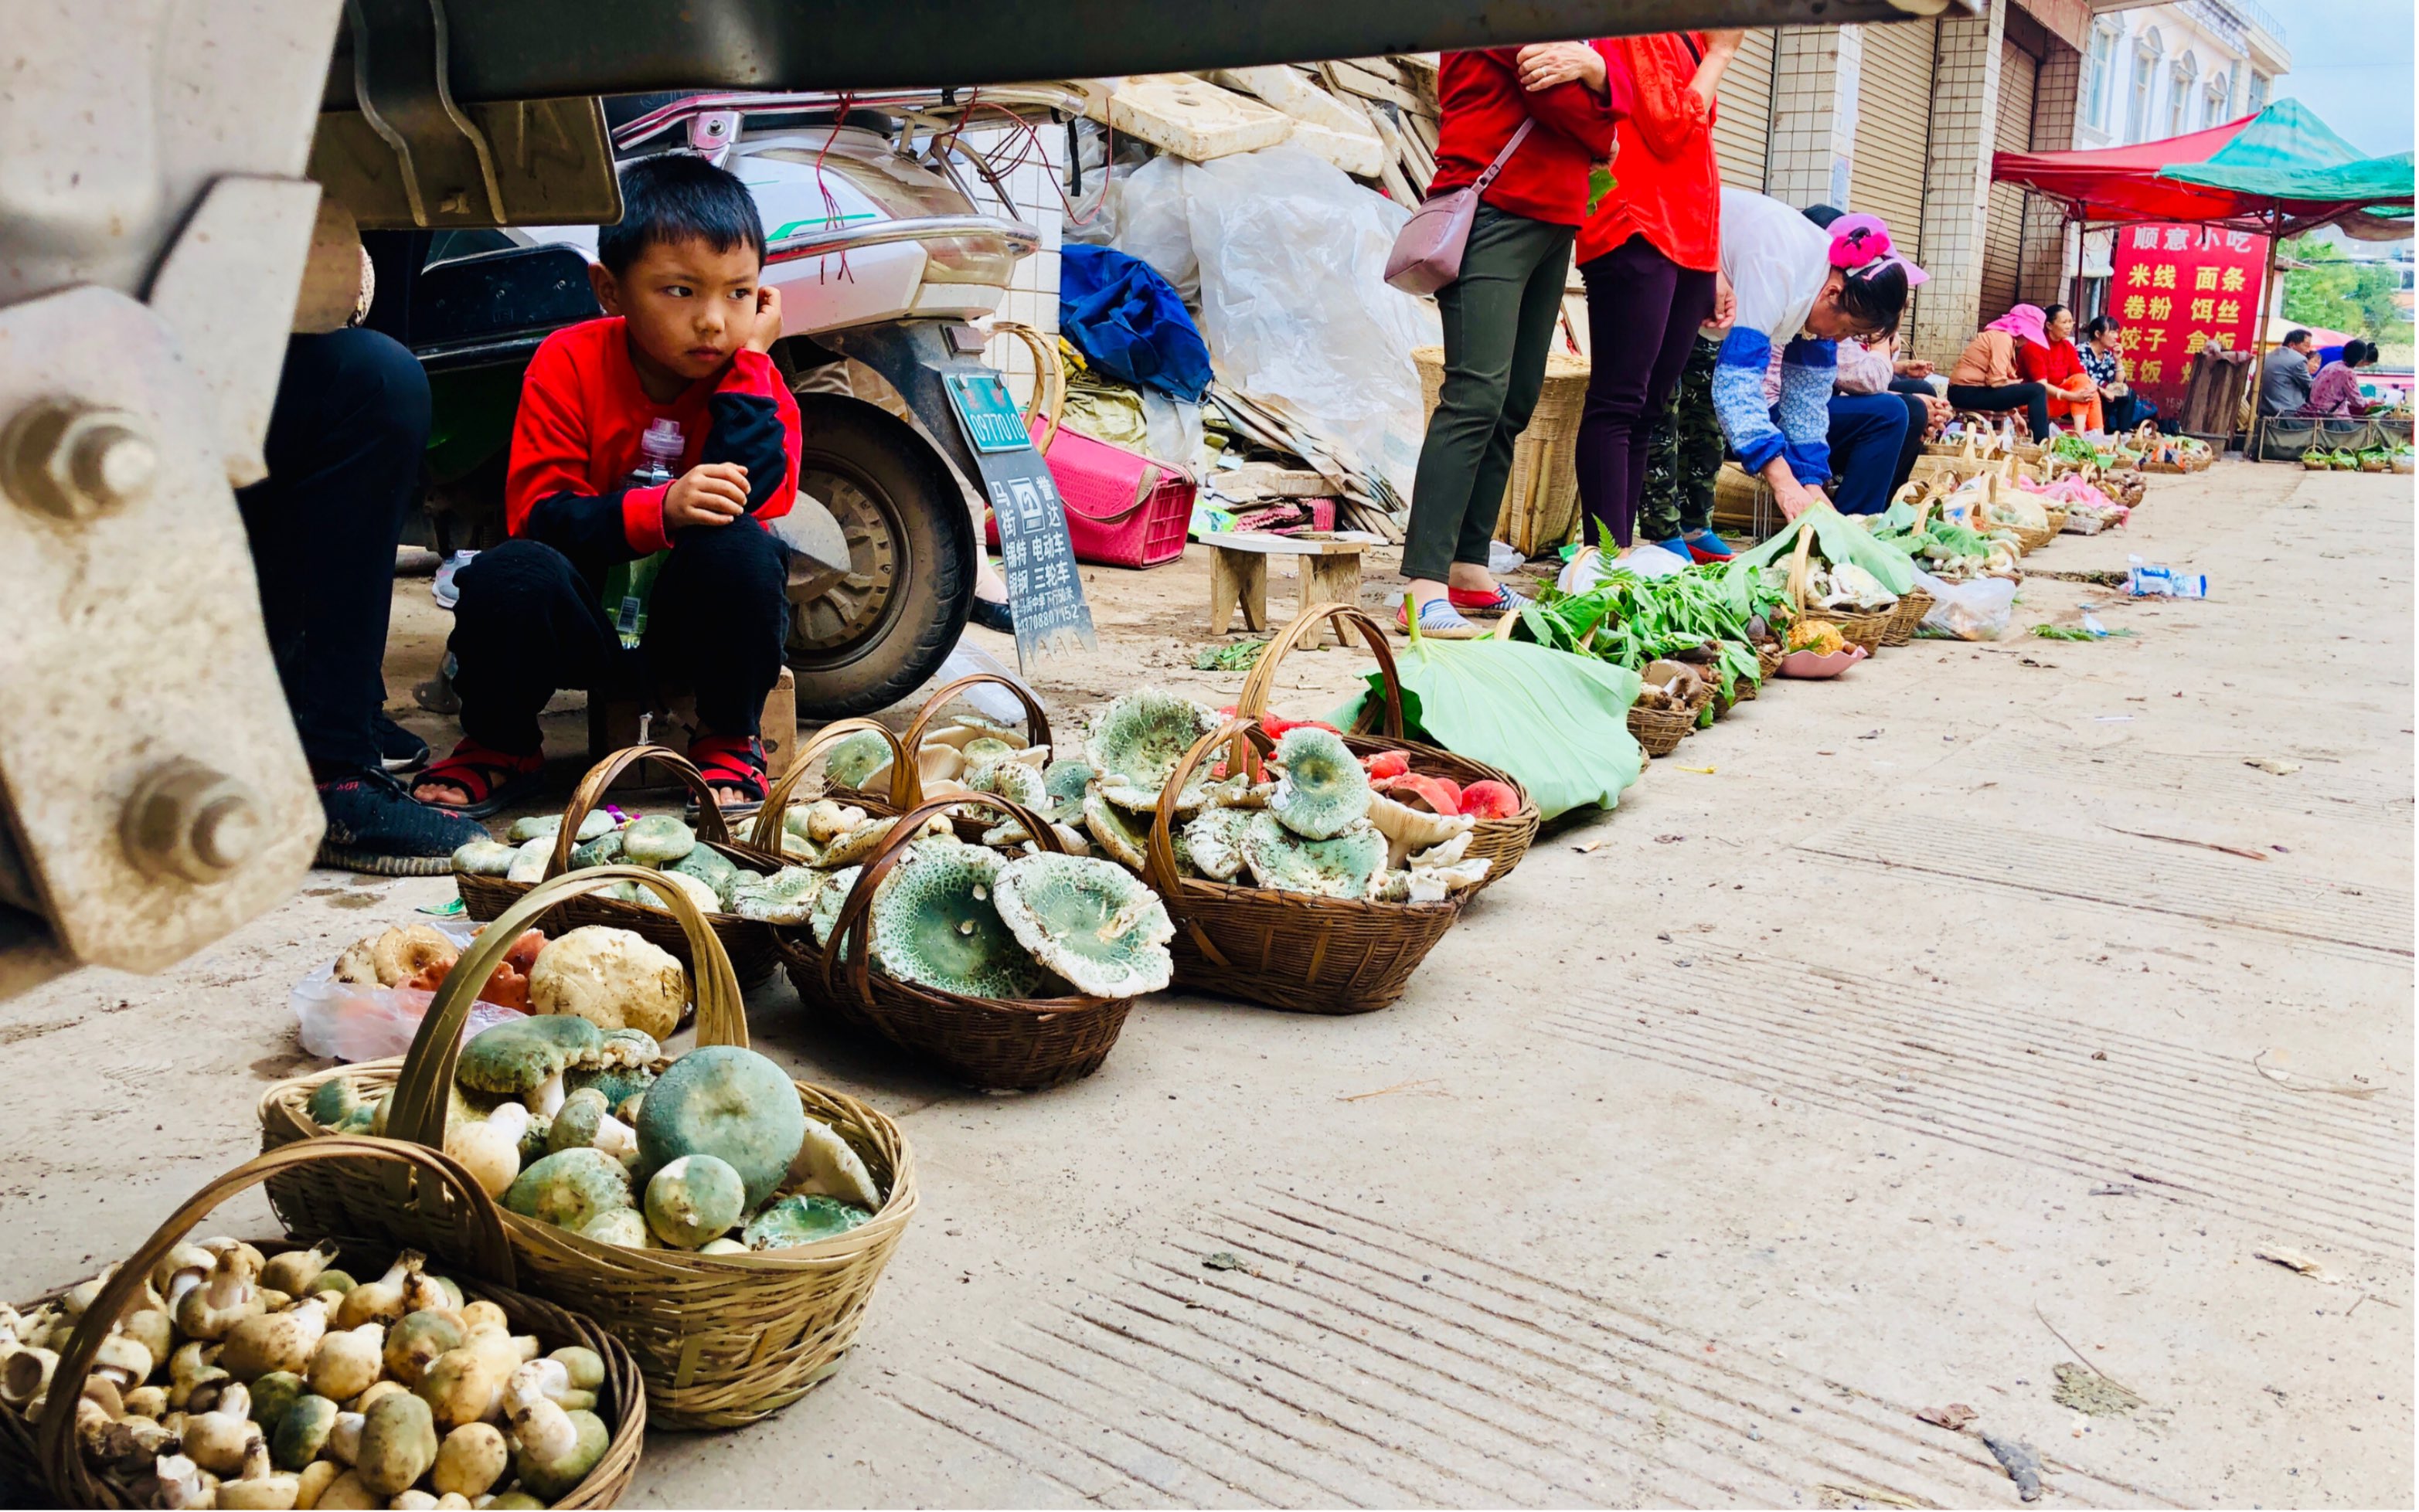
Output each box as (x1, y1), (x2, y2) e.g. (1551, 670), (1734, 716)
(1992, 117), (2264, 228)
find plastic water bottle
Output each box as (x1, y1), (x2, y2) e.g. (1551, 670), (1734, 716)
(605, 419), (684, 647)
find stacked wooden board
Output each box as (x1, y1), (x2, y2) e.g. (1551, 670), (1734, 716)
(1083, 56), (1442, 206)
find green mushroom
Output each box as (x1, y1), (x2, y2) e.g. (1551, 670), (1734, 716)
(668, 844), (741, 903)
(869, 844), (1049, 999)
(305, 1078), (363, 1130)
(270, 1392), (341, 1471)
(807, 865), (861, 950)
(567, 829), (625, 869)
(992, 851), (1174, 998)
(456, 1014), (606, 1117)
(1238, 810), (1386, 899)
(1086, 689), (1220, 814)
(643, 1154), (748, 1249)
(743, 1194), (873, 1249)
(621, 814), (696, 866)
(451, 840), (519, 877)
(502, 1148), (636, 1232)
(546, 1087), (635, 1160)
(356, 1389), (439, 1496)
(565, 1059), (656, 1113)
(633, 1045), (806, 1210)
(512, 1408), (611, 1501)
(822, 729), (894, 791)
(724, 866), (826, 926)
(508, 812), (615, 844)
(247, 1371), (306, 1432)
(1266, 727), (1370, 840)
(1042, 756), (1097, 823)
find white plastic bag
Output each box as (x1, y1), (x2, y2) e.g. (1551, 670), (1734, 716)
(1914, 569), (2016, 640)
(1113, 145), (1439, 498)
(291, 924), (527, 1062)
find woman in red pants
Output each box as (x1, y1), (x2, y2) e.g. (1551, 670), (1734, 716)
(1572, 29), (1742, 557)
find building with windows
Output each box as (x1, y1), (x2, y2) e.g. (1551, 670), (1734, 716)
(1706, 0), (2290, 364)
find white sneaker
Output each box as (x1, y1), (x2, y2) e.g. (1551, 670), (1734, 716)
(432, 549), (477, 609)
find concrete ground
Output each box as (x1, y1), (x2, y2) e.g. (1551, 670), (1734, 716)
(3, 460), (2408, 1507)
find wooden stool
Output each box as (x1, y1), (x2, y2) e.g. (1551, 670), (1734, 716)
(587, 666), (797, 790)
(1200, 532), (1371, 644)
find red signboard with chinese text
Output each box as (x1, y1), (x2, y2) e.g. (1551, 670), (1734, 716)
(2108, 223), (2268, 411)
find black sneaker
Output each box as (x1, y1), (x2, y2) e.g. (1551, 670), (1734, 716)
(374, 712), (431, 774)
(969, 596), (1015, 634)
(315, 766), (490, 876)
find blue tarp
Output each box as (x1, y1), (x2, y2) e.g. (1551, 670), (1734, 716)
(1058, 243), (1213, 403)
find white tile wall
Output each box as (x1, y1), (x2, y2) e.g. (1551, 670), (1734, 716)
(944, 119), (1071, 406)
(1910, 4), (2009, 363)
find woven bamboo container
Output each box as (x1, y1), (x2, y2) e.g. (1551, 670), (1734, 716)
(737, 719), (924, 861)
(1144, 718), (1468, 1015)
(1782, 525), (1892, 652)
(1416, 345), (1588, 556)
(1625, 700), (1696, 757)
(455, 745), (783, 984)
(1882, 586), (1936, 647)
(257, 869), (917, 1429)
(0, 1139), (644, 1508)
(772, 792), (1138, 1091)
(1247, 604), (1540, 887)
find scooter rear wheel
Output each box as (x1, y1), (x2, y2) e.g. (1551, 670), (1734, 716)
(781, 393), (975, 718)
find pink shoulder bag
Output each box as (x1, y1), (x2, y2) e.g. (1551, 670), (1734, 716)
(1383, 119), (1535, 295)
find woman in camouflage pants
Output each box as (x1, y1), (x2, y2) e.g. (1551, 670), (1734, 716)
(1635, 334), (1733, 560)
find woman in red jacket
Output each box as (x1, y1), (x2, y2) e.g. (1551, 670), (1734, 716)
(1399, 42), (1630, 637)
(1571, 29), (1740, 552)
(2016, 302), (2102, 433)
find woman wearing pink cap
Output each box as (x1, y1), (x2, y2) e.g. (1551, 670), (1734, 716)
(1709, 191), (1919, 519)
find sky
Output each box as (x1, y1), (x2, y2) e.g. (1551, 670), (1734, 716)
(2264, 0), (2415, 156)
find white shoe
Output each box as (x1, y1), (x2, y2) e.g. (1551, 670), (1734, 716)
(432, 549), (477, 609)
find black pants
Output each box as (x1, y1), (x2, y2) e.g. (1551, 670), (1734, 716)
(2105, 392), (2160, 433)
(1404, 206), (1574, 581)
(236, 329), (430, 773)
(1945, 381), (2050, 443)
(1577, 235), (1718, 546)
(448, 522), (789, 754)
(1888, 392), (1931, 495)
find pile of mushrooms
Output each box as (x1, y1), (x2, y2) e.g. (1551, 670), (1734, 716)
(1061, 694), (1492, 904)
(450, 810), (760, 921)
(310, 1023), (887, 1256)
(2, 1247), (611, 1509)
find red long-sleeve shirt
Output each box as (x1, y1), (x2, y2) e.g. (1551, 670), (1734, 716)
(1576, 33), (1720, 270)
(505, 316), (801, 564)
(1427, 48), (1633, 227)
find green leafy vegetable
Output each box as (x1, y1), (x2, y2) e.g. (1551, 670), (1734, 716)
(1328, 632), (1643, 821)
(1193, 638), (1269, 671)
(1727, 503), (1920, 595)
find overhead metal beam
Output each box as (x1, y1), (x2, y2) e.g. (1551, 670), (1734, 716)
(323, 0), (1969, 110)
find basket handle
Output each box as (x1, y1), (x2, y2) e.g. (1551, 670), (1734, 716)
(1141, 719), (1276, 970)
(992, 319), (1065, 454)
(1234, 601), (1405, 747)
(898, 674), (1054, 761)
(819, 792), (1071, 1002)
(384, 865), (749, 1157)
(546, 744), (733, 879)
(35, 1138), (512, 1497)
(743, 719), (920, 851)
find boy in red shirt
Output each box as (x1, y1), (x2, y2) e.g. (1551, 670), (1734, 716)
(414, 153), (801, 815)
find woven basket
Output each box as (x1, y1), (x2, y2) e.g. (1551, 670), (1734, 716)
(1141, 716), (1468, 1015)
(766, 679), (1053, 845)
(771, 792), (1138, 1092)
(257, 869), (917, 1429)
(0, 1139), (644, 1508)
(736, 719), (926, 863)
(1626, 700), (1696, 757)
(1246, 603), (1540, 888)
(456, 745), (782, 984)
(1882, 587), (1935, 647)
(1417, 345), (1588, 556)
(1710, 463), (1781, 540)
(1783, 524), (1892, 652)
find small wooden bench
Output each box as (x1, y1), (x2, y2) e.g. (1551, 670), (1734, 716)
(1199, 532), (1374, 644)
(588, 666), (797, 792)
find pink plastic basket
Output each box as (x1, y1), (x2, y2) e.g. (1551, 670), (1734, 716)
(985, 415), (1193, 569)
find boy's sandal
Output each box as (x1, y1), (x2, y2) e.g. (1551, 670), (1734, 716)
(686, 734), (768, 819)
(411, 741), (546, 819)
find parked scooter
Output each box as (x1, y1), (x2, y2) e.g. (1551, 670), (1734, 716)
(403, 87), (1081, 716)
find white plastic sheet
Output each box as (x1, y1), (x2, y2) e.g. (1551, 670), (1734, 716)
(1914, 569), (2017, 640)
(1110, 145), (1439, 497)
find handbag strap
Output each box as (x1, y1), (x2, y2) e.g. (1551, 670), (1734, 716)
(1470, 118), (1535, 195)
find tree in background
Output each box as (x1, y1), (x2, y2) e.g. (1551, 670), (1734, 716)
(2281, 236), (2407, 339)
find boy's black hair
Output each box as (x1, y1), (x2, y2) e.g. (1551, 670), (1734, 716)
(597, 151), (767, 275)
(1836, 260), (1910, 340)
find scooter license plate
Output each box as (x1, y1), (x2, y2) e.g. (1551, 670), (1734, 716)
(944, 369), (1035, 454)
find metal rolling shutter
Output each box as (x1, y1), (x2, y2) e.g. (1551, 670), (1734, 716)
(1979, 38), (2039, 323)
(1851, 17), (1935, 331)
(1711, 28), (1776, 192)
